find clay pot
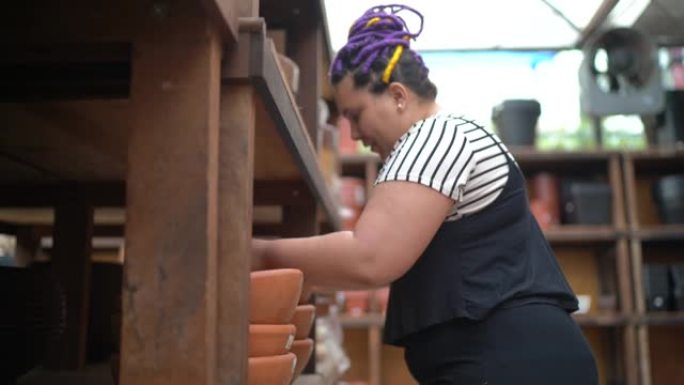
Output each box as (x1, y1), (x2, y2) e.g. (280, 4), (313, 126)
(530, 199), (554, 230)
(374, 286), (390, 313)
(532, 173), (560, 225)
(298, 284), (314, 305)
(344, 290), (369, 317)
(248, 353), (296, 385)
(249, 324), (296, 357)
(290, 338), (314, 379)
(291, 305), (315, 340)
(250, 269), (303, 324)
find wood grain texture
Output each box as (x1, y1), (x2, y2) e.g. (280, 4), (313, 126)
(120, 5), (222, 384)
(216, 80), (255, 385)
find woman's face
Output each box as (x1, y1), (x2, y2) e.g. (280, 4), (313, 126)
(334, 75), (403, 159)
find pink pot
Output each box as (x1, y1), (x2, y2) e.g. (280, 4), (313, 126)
(250, 269), (303, 324)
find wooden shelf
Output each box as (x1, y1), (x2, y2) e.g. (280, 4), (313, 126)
(544, 226), (622, 244)
(624, 148), (684, 173)
(636, 312), (684, 326)
(339, 313), (385, 329)
(339, 311), (628, 329)
(573, 312), (628, 327)
(223, 18), (340, 229)
(631, 225), (684, 241)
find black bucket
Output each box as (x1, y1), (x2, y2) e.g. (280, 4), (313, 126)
(492, 99), (541, 146)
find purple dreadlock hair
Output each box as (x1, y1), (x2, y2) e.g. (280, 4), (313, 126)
(330, 4), (437, 99)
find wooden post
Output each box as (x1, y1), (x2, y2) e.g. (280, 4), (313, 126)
(47, 187), (94, 369)
(368, 325), (382, 385)
(216, 80), (255, 384)
(120, 3), (222, 384)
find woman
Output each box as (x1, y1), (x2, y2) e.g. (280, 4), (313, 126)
(253, 4), (598, 384)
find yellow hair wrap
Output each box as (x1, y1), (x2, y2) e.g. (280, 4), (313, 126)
(382, 36), (411, 84)
(366, 17), (381, 27)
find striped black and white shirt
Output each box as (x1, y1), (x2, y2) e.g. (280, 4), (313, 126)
(375, 112), (514, 221)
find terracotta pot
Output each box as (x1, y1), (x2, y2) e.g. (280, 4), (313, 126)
(291, 305), (315, 340)
(250, 269), (303, 324)
(344, 290), (369, 317)
(248, 353), (296, 385)
(249, 324), (296, 357)
(532, 172), (560, 225)
(298, 284), (314, 305)
(530, 199), (554, 230)
(290, 338), (314, 379)
(374, 286), (390, 313)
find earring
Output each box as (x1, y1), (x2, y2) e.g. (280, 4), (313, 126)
(397, 103), (404, 111)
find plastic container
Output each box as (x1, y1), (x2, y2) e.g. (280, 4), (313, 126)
(561, 180), (612, 225)
(652, 175), (684, 224)
(491, 99), (541, 146)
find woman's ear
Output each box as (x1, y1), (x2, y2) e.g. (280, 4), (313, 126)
(388, 82), (409, 109)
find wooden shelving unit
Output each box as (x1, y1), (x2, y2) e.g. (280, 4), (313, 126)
(337, 148), (639, 385)
(0, 0), (337, 384)
(622, 149), (684, 385)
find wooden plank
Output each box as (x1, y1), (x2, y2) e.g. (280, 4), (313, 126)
(0, 182), (125, 207)
(0, 100), (129, 182)
(200, 0), (258, 43)
(622, 154), (640, 231)
(630, 240), (646, 315)
(637, 326), (653, 385)
(576, 0), (618, 47)
(46, 187), (94, 369)
(368, 325), (382, 385)
(215, 80), (255, 384)
(609, 155), (626, 230)
(0, 0), (137, 44)
(119, 8), (222, 385)
(0, 42), (131, 102)
(222, 22), (341, 230)
(289, 2), (323, 143)
(623, 326), (640, 385)
(616, 239), (633, 313)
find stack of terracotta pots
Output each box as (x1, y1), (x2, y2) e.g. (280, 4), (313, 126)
(249, 269), (315, 385)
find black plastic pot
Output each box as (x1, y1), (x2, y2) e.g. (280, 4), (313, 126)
(492, 99), (541, 146)
(561, 180), (612, 225)
(652, 174), (684, 224)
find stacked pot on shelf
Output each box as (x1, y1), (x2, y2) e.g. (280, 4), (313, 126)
(249, 269), (315, 385)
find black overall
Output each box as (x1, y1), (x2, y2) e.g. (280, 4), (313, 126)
(384, 152), (598, 384)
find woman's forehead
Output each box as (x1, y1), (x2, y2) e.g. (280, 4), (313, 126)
(334, 76), (367, 110)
